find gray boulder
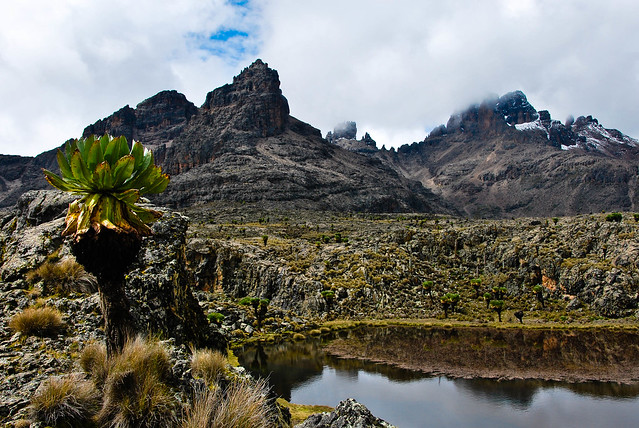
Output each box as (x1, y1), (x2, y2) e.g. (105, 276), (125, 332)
(295, 398), (396, 428)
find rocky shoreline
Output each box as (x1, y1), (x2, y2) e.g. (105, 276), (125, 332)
(324, 324), (639, 384)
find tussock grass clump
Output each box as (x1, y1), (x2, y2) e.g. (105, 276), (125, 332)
(27, 257), (97, 295)
(29, 374), (100, 427)
(190, 348), (228, 385)
(79, 343), (109, 389)
(9, 306), (65, 337)
(95, 336), (178, 428)
(182, 379), (272, 428)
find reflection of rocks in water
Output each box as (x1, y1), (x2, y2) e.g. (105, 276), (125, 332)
(565, 381), (639, 399)
(237, 339), (326, 400)
(325, 326), (639, 384)
(236, 335), (433, 400)
(456, 378), (639, 409)
(325, 354), (431, 383)
(454, 378), (543, 409)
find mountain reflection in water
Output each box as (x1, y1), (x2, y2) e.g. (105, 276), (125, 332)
(236, 326), (639, 428)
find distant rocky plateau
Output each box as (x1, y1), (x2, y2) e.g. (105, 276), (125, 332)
(1, 60), (638, 218)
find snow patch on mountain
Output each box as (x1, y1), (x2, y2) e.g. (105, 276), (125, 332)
(515, 120), (550, 139)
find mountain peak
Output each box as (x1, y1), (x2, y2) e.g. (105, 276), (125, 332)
(495, 90), (539, 125)
(201, 59), (290, 137)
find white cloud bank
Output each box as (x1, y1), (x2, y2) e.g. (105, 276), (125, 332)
(1, 0), (639, 156)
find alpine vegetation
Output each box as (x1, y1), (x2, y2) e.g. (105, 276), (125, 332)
(43, 134), (169, 356)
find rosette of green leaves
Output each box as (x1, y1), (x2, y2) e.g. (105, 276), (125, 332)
(43, 134), (169, 238)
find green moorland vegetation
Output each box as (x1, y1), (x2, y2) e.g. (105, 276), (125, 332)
(186, 203), (639, 330)
(5, 199), (639, 426)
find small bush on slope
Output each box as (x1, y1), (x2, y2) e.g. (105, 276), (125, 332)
(29, 374), (100, 427)
(9, 306), (65, 337)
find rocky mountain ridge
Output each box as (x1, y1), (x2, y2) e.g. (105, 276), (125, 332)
(1, 61), (638, 218)
(375, 91), (639, 217)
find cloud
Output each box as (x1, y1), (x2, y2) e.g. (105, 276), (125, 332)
(0, 0), (261, 156)
(2, 0), (639, 156)
(258, 0), (639, 144)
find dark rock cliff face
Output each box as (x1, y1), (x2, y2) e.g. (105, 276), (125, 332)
(2, 62), (639, 218)
(146, 60), (449, 213)
(0, 149), (60, 209)
(82, 90), (198, 152)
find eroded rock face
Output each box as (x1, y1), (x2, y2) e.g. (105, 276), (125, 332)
(202, 59), (290, 137)
(183, 211), (639, 320)
(295, 398), (396, 428)
(0, 190), (224, 349)
(127, 209), (227, 351)
(82, 90), (198, 152)
(495, 90), (539, 125)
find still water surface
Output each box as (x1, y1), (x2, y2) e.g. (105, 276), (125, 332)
(236, 327), (639, 428)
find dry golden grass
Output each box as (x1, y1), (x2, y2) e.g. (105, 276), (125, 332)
(9, 306), (65, 337)
(29, 374), (100, 427)
(190, 348), (228, 385)
(91, 336), (178, 428)
(181, 378), (272, 428)
(79, 342), (109, 389)
(27, 257), (97, 295)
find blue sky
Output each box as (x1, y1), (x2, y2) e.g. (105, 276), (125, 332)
(1, 0), (639, 156)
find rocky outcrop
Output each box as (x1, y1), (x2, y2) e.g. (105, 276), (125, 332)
(148, 61), (449, 213)
(327, 121), (358, 141)
(127, 209), (227, 351)
(495, 90), (539, 125)
(328, 121), (379, 155)
(0, 190), (224, 349)
(295, 398), (396, 428)
(182, 209), (639, 320)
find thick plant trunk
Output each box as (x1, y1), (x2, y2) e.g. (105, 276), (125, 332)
(98, 277), (136, 356)
(72, 228), (141, 357)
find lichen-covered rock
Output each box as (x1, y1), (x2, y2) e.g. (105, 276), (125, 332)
(127, 209), (227, 351)
(0, 190), (75, 281)
(0, 190), (225, 348)
(295, 398), (396, 428)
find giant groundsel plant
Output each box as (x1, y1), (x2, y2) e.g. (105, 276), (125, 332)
(43, 134), (169, 238)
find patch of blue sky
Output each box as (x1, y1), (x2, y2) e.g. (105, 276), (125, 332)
(184, 1), (261, 64)
(186, 27), (258, 63)
(208, 29), (249, 42)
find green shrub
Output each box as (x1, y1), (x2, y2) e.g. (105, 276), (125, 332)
(207, 312), (225, 325)
(490, 300), (505, 322)
(191, 348), (228, 385)
(634, 213), (639, 222)
(606, 212), (623, 222)
(9, 306), (65, 337)
(320, 290), (335, 299)
(27, 258), (97, 295)
(29, 374), (100, 427)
